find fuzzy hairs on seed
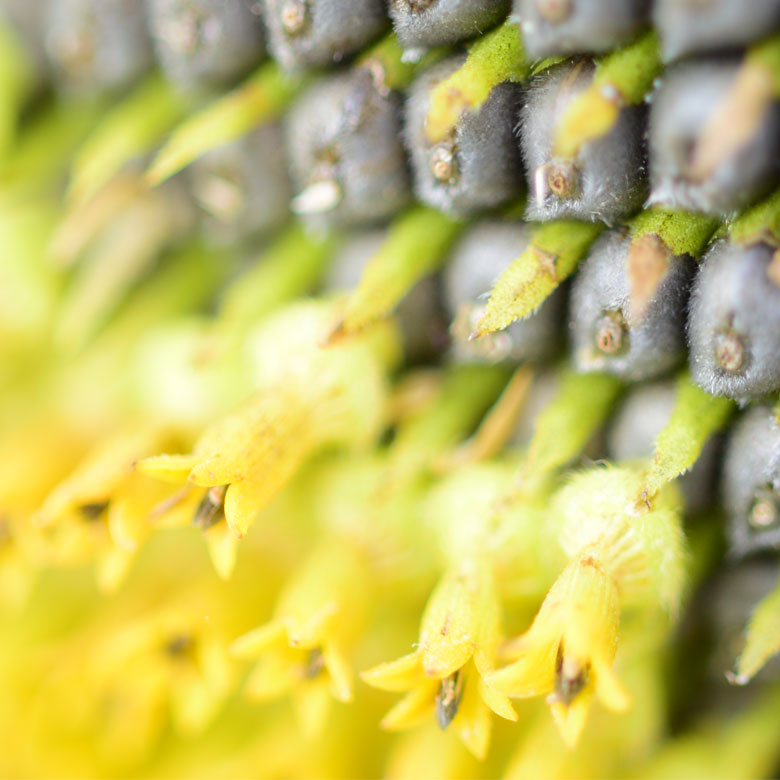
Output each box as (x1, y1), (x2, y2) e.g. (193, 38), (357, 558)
(285, 69), (411, 226)
(687, 241), (780, 402)
(569, 230), (693, 381)
(47, 0), (153, 93)
(649, 61), (780, 216)
(146, 0), (264, 89)
(389, 0), (510, 49)
(405, 55), (525, 216)
(654, 0), (780, 62)
(723, 405), (780, 559)
(262, 0), (388, 71)
(520, 60), (648, 225)
(513, 0), (651, 59)
(444, 222), (565, 363)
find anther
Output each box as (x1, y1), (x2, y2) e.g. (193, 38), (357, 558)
(193, 485), (226, 530)
(79, 501), (109, 521)
(435, 669), (464, 730)
(164, 634), (194, 658)
(303, 648), (325, 679)
(554, 643), (589, 706)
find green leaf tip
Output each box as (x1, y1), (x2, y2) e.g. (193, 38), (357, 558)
(474, 220), (602, 337)
(642, 370), (734, 501)
(425, 21), (527, 144)
(146, 62), (306, 187)
(333, 206), (462, 338)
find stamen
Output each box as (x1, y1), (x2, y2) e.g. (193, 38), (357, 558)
(164, 634), (194, 658)
(304, 648), (325, 679)
(435, 669), (464, 730)
(554, 643), (589, 707)
(193, 486), (226, 530)
(79, 501), (109, 522)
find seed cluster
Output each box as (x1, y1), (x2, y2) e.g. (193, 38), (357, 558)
(1, 1), (780, 777)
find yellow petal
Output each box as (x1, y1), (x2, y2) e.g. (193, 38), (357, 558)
(454, 671), (491, 760)
(293, 677), (332, 740)
(734, 576), (780, 684)
(204, 521), (238, 580)
(197, 637), (234, 699)
(95, 547), (135, 594)
(322, 642), (352, 703)
(223, 478), (273, 538)
(362, 651), (426, 692)
(134, 453), (197, 484)
(190, 390), (311, 491)
(244, 654), (298, 701)
(279, 542), (366, 648)
(283, 604), (339, 650)
(592, 656), (631, 713)
(486, 640), (558, 699)
(107, 495), (144, 552)
(231, 620), (286, 658)
(170, 671), (216, 736)
(380, 681), (438, 731)
(548, 689), (593, 749)
(419, 562), (492, 679)
(106, 474), (165, 551)
(478, 676), (517, 722)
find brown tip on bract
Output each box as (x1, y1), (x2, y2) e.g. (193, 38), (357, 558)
(627, 233), (672, 326)
(714, 330), (747, 373)
(689, 62), (774, 182)
(532, 245), (559, 278)
(767, 249), (780, 290)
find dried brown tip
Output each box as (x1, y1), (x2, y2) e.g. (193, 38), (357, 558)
(535, 0), (572, 23)
(627, 233), (672, 326)
(767, 249), (780, 290)
(689, 62), (774, 182)
(435, 670), (464, 730)
(594, 310), (628, 356)
(429, 142), (458, 184)
(714, 330), (747, 373)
